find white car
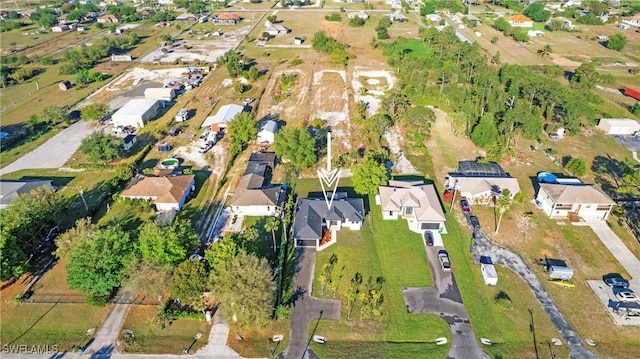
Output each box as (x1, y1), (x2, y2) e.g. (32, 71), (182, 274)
(616, 290), (640, 303)
(243, 98), (255, 106)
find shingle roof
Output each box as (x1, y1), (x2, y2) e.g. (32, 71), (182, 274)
(0, 180), (53, 208)
(121, 175), (194, 205)
(505, 14), (532, 22)
(293, 194), (365, 240)
(230, 186), (284, 207)
(378, 180), (445, 222)
(540, 183), (614, 204)
(216, 13), (240, 20)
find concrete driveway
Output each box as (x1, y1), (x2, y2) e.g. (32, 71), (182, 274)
(0, 121), (96, 176)
(403, 246), (491, 359)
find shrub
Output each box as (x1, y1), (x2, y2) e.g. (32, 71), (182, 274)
(348, 17), (365, 27)
(85, 295), (108, 306)
(494, 291), (512, 309)
(325, 13), (341, 22)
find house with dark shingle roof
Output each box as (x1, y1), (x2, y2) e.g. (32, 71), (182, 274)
(377, 180), (446, 234)
(120, 174), (195, 211)
(229, 152), (286, 216)
(293, 193), (365, 250)
(0, 180), (53, 210)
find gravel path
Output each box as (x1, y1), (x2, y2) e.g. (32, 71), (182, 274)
(471, 230), (598, 359)
(384, 127), (418, 174)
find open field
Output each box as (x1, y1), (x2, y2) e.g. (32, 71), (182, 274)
(120, 306), (211, 354)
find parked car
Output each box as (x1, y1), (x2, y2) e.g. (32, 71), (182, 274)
(423, 231), (434, 246)
(243, 98), (255, 105)
(616, 290), (640, 303)
(198, 141), (214, 154)
(604, 276), (630, 288)
(460, 198), (471, 213)
(469, 215), (480, 229)
(438, 250), (451, 272)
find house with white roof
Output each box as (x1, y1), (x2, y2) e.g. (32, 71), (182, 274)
(445, 161), (521, 205)
(377, 180), (446, 234)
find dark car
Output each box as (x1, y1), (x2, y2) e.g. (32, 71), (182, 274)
(423, 231), (434, 246)
(460, 198), (471, 213)
(469, 215), (480, 229)
(604, 276), (630, 288)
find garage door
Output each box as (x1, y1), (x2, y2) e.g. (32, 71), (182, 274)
(420, 223), (440, 230)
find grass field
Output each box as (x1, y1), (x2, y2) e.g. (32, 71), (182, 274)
(120, 306), (211, 354)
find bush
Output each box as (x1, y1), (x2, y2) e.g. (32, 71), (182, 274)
(275, 305), (292, 320)
(85, 295), (108, 306)
(348, 17), (365, 27)
(494, 291), (512, 309)
(606, 33), (627, 51)
(325, 13), (341, 22)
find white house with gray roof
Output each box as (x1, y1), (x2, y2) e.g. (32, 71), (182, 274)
(535, 183), (615, 220)
(377, 180), (446, 234)
(293, 193), (365, 250)
(0, 180), (53, 210)
(445, 161), (521, 205)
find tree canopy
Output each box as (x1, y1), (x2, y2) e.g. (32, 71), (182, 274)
(607, 33), (627, 51)
(228, 112), (258, 157)
(351, 156), (390, 195)
(79, 131), (123, 165)
(171, 259), (210, 310)
(66, 226), (134, 295)
(273, 126), (317, 173)
(210, 252), (276, 331)
(564, 157), (588, 177)
(524, 3), (551, 22)
(137, 219), (199, 266)
(81, 103), (110, 122)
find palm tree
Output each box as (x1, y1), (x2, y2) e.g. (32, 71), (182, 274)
(495, 189), (512, 234)
(538, 44), (552, 58)
(264, 216), (280, 253)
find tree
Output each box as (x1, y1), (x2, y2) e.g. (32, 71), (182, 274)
(618, 162), (640, 196)
(66, 226), (134, 296)
(381, 89), (410, 117)
(137, 220), (199, 266)
(267, 15), (277, 23)
(187, 1), (206, 14)
(210, 253), (276, 331)
(492, 51), (501, 65)
(171, 259), (209, 310)
(351, 158), (389, 195)
(538, 44), (552, 58)
(264, 217), (279, 253)
(564, 157), (588, 177)
(124, 258), (173, 299)
(470, 114), (498, 147)
(571, 62), (600, 89)
(420, 1), (436, 16)
(546, 18), (566, 32)
(228, 112), (258, 157)
(607, 33), (627, 51)
(588, 0), (609, 16)
(400, 106), (435, 136)
(524, 2), (551, 22)
(349, 17), (365, 27)
(81, 103), (109, 122)
(55, 217), (97, 259)
(204, 236), (245, 273)
(273, 126), (317, 173)
(494, 189), (512, 234)
(79, 131), (123, 165)
(38, 13), (57, 28)
(376, 27), (390, 40)
(40, 105), (68, 124)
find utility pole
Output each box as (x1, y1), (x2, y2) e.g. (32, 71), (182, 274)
(78, 187), (89, 213)
(529, 308), (540, 359)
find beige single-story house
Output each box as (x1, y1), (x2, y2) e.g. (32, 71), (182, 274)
(377, 180), (446, 234)
(121, 174), (195, 211)
(445, 161), (521, 205)
(535, 183), (615, 220)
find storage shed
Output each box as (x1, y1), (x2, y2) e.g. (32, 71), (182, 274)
(257, 120), (279, 144)
(201, 104), (245, 132)
(144, 88), (176, 102)
(59, 81), (71, 91)
(111, 99), (159, 128)
(123, 134), (136, 151)
(546, 258), (574, 280)
(175, 108), (189, 122)
(481, 263), (498, 286)
(597, 118), (640, 135)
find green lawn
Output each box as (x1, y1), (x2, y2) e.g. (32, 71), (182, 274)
(0, 302), (110, 351)
(309, 198), (449, 358)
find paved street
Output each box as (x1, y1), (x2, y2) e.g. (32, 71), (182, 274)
(0, 121), (96, 176)
(471, 230), (598, 359)
(283, 248), (341, 359)
(403, 246), (491, 359)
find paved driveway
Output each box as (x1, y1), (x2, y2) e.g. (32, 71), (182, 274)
(403, 246), (490, 359)
(0, 121), (96, 176)
(283, 248), (341, 359)
(471, 230), (598, 359)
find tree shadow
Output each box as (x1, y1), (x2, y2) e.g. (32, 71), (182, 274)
(591, 155), (624, 198)
(7, 303), (58, 345)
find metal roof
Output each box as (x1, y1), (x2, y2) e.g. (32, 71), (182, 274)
(458, 160), (508, 177)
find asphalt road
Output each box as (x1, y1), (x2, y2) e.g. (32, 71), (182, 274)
(0, 121), (95, 176)
(403, 246), (491, 359)
(283, 248), (341, 359)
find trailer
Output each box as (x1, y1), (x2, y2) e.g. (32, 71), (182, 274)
(546, 258), (574, 280)
(624, 87), (640, 101)
(481, 263), (498, 286)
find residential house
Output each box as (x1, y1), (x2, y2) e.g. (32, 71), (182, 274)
(386, 0), (402, 9)
(347, 11), (369, 20)
(293, 193), (365, 250)
(257, 120), (279, 144)
(425, 13), (442, 23)
(229, 152), (286, 216)
(97, 14), (119, 23)
(623, 14), (640, 27)
(386, 10), (407, 23)
(0, 180), (54, 210)
(175, 13), (198, 21)
(377, 180), (447, 234)
(264, 21), (290, 36)
(445, 161), (521, 205)
(535, 183), (615, 221)
(121, 174), (195, 211)
(111, 99), (159, 128)
(505, 14), (533, 28)
(545, 2), (564, 11)
(51, 25), (69, 32)
(201, 104), (245, 133)
(212, 13), (240, 25)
